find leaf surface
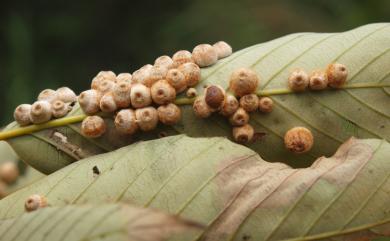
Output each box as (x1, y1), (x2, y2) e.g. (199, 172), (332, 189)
(4, 22), (390, 173)
(0, 203), (202, 241)
(0, 135), (388, 240)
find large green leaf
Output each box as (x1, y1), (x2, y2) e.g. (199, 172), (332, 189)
(0, 136), (388, 240)
(4, 22), (390, 174)
(0, 203), (202, 241)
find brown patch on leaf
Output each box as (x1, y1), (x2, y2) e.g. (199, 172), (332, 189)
(202, 137), (384, 240)
(122, 205), (204, 241)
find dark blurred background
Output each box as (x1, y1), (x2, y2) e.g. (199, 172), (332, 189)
(0, 0), (389, 125)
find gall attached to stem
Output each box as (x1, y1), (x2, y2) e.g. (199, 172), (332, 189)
(115, 109), (138, 135)
(157, 103), (181, 125)
(178, 62), (201, 87)
(52, 100), (72, 118)
(284, 126), (314, 153)
(151, 80), (176, 105)
(193, 96), (212, 118)
(258, 97), (274, 113)
(186, 88), (198, 98)
(155, 55), (174, 70)
(288, 68), (309, 92)
(130, 83), (152, 108)
(14, 104), (32, 126)
(135, 107), (159, 132)
(192, 44), (218, 67)
(309, 70), (328, 90)
(213, 41), (232, 59)
(81, 116), (107, 138)
(99, 92), (118, 113)
(91, 71), (116, 90)
(56, 87), (77, 103)
(327, 63), (348, 88)
(229, 68), (259, 97)
(232, 124), (254, 143)
(38, 89), (58, 103)
(239, 94), (259, 112)
(78, 89), (102, 115)
(166, 69), (187, 93)
(115, 73), (132, 84)
(172, 50), (194, 68)
(204, 85), (226, 110)
(229, 107), (249, 126)
(220, 94), (239, 117)
(30, 100), (52, 124)
(112, 81), (131, 108)
(132, 65), (152, 86)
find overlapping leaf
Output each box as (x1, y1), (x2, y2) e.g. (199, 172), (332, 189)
(0, 135), (388, 240)
(4, 22), (390, 173)
(0, 203), (202, 241)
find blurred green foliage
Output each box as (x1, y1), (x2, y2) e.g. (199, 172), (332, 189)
(1, 0), (389, 125)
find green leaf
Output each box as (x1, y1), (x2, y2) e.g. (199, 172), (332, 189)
(3, 22), (390, 174)
(0, 203), (203, 241)
(0, 136), (388, 240)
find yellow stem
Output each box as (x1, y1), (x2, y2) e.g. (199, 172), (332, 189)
(0, 115), (86, 140)
(0, 82), (388, 141)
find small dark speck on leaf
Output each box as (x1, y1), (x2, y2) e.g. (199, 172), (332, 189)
(380, 125), (385, 129)
(252, 132), (266, 143)
(158, 132), (167, 138)
(242, 234), (251, 240)
(93, 166), (100, 176)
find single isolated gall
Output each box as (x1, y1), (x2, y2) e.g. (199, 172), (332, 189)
(288, 68), (309, 91)
(229, 68), (259, 97)
(81, 115), (107, 138)
(284, 126), (314, 153)
(0, 161), (19, 184)
(25, 194), (47, 212)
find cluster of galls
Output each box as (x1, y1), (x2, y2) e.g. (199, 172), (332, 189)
(0, 161), (19, 199)
(79, 41), (233, 138)
(193, 68), (274, 143)
(288, 62), (348, 91)
(14, 87), (77, 125)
